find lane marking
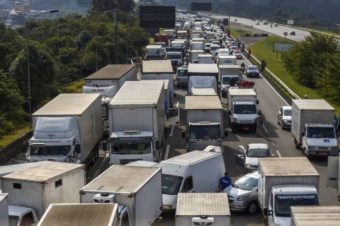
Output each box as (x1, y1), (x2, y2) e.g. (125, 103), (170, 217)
(165, 145), (170, 160)
(262, 124), (269, 134)
(243, 55), (289, 105)
(276, 150), (282, 157)
(170, 124), (175, 137)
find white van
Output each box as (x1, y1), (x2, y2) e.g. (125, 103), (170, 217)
(217, 55), (237, 66)
(161, 147), (225, 210)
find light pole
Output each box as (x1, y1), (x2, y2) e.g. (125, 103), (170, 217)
(26, 9), (59, 128)
(104, 9), (119, 64)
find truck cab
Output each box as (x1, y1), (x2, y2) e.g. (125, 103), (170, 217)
(301, 123), (338, 156)
(265, 185), (319, 226)
(8, 205), (38, 226)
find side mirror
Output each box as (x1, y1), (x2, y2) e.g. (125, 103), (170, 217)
(256, 99), (259, 104)
(181, 131), (186, 138)
(155, 141), (160, 149)
(238, 145), (246, 153)
(263, 208), (273, 216)
(75, 144), (81, 154)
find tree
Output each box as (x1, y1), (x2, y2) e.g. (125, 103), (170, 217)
(9, 41), (58, 109)
(91, 0), (135, 12)
(0, 71), (25, 137)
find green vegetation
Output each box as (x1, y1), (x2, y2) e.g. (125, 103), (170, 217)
(0, 125), (30, 148)
(230, 25), (254, 38)
(63, 79), (85, 93)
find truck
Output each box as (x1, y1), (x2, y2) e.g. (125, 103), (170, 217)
(161, 149), (225, 210)
(2, 161), (85, 218)
(80, 164), (162, 226)
(83, 64), (137, 106)
(27, 93), (103, 165)
(291, 99), (338, 156)
(0, 193), (9, 226)
(327, 155), (340, 201)
(142, 60), (175, 107)
(190, 41), (204, 51)
(217, 55), (237, 66)
(175, 193), (231, 226)
(188, 76), (217, 95)
(290, 206), (340, 226)
(197, 54), (214, 64)
(228, 88), (258, 132)
(258, 157), (320, 226)
(183, 96), (225, 151)
(189, 50), (204, 63)
(38, 203), (119, 226)
(219, 65), (241, 97)
(187, 63), (219, 96)
(108, 81), (165, 165)
(144, 45), (166, 60)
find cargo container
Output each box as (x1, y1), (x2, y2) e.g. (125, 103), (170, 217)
(0, 193), (9, 226)
(291, 206), (340, 226)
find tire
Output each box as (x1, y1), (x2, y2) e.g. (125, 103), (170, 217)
(247, 201), (258, 214)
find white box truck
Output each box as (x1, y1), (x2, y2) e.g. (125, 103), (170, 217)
(198, 54), (214, 64)
(327, 155), (340, 201)
(228, 88), (258, 132)
(191, 41), (204, 51)
(142, 60), (175, 107)
(108, 81), (165, 165)
(144, 45), (166, 60)
(83, 64), (137, 105)
(187, 63), (219, 95)
(27, 93), (103, 165)
(188, 76), (217, 95)
(291, 99), (338, 156)
(2, 161), (85, 218)
(161, 149), (225, 210)
(219, 65), (241, 97)
(184, 96), (225, 151)
(258, 157), (320, 226)
(38, 203), (119, 226)
(176, 193), (231, 226)
(80, 165), (162, 226)
(189, 50), (204, 63)
(0, 193), (9, 226)
(290, 206), (340, 226)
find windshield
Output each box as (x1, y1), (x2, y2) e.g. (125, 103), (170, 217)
(234, 104), (256, 114)
(111, 140), (152, 154)
(247, 148), (271, 157)
(189, 124), (221, 140)
(177, 69), (188, 77)
(275, 194), (319, 217)
(167, 54), (182, 59)
(9, 216), (19, 226)
(248, 66), (257, 70)
(283, 109), (292, 116)
(307, 127), (335, 138)
(234, 176), (258, 191)
(222, 77), (239, 85)
(30, 145), (71, 156)
(162, 174), (183, 195)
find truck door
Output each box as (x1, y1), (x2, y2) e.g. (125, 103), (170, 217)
(181, 176), (194, 193)
(327, 156), (339, 189)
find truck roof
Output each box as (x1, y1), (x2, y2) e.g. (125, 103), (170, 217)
(190, 50), (204, 53)
(33, 93), (101, 116)
(185, 96), (222, 110)
(291, 206), (340, 226)
(292, 99), (334, 110)
(228, 88), (257, 96)
(146, 45), (163, 49)
(84, 64), (135, 80)
(176, 193), (230, 216)
(109, 81), (163, 107)
(191, 88), (216, 96)
(0, 162), (45, 177)
(80, 165), (160, 195)
(2, 161), (84, 183)
(219, 65), (241, 69)
(142, 60), (173, 73)
(259, 157), (319, 177)
(188, 63), (218, 74)
(162, 151), (220, 166)
(38, 204), (117, 226)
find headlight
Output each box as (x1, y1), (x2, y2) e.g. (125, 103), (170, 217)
(237, 194), (249, 201)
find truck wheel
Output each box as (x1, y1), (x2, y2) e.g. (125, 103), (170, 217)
(247, 202), (258, 214)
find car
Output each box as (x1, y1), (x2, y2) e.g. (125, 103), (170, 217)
(233, 50), (243, 59)
(245, 65), (260, 78)
(290, 31), (296, 36)
(278, 105), (292, 129)
(224, 171), (260, 214)
(235, 143), (273, 170)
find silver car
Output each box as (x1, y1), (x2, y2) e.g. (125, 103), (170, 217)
(225, 171), (259, 214)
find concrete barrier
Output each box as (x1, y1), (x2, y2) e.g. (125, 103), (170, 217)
(0, 131), (32, 164)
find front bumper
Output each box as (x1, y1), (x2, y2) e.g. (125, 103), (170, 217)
(246, 72), (259, 77)
(231, 122), (257, 131)
(228, 197), (247, 212)
(305, 148), (339, 156)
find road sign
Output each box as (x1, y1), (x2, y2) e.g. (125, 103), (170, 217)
(273, 42), (294, 52)
(139, 6), (175, 29)
(191, 2), (212, 11)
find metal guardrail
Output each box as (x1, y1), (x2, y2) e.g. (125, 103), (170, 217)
(245, 50), (301, 101)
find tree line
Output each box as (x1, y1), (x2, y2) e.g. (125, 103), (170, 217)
(0, 7), (149, 138)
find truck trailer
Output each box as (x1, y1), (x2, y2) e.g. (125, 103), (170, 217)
(27, 93), (103, 165)
(175, 193), (231, 226)
(1, 161), (85, 218)
(0, 193), (9, 226)
(291, 99), (338, 156)
(187, 63), (219, 95)
(290, 206), (340, 226)
(80, 165), (162, 226)
(108, 81), (165, 165)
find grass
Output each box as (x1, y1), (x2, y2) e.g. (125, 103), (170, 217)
(250, 35), (340, 114)
(62, 79), (85, 93)
(0, 124), (30, 149)
(230, 24), (255, 38)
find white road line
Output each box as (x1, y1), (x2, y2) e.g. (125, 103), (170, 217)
(243, 55), (289, 105)
(165, 145), (171, 160)
(176, 101), (179, 108)
(276, 150), (282, 157)
(262, 124), (269, 134)
(170, 124), (175, 137)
